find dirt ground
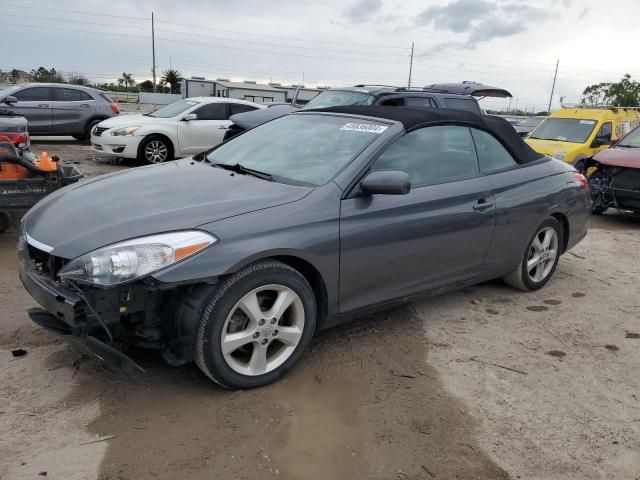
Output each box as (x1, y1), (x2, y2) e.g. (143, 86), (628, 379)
(1, 138), (639, 480)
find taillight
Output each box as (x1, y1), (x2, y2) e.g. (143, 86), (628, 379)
(0, 132), (29, 149)
(111, 104), (120, 114)
(573, 172), (589, 191)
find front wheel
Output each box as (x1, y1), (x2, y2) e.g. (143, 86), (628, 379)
(194, 260), (317, 389)
(138, 135), (173, 164)
(503, 218), (562, 291)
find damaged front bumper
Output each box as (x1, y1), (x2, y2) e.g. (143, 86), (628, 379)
(18, 237), (146, 374)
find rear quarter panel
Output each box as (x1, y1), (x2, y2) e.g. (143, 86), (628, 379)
(483, 158), (589, 273)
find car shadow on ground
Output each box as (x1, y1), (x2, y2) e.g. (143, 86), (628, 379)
(51, 302), (508, 480)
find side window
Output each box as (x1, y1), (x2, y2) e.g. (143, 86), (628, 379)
(372, 126), (479, 187)
(443, 97), (481, 114)
(53, 88), (92, 102)
(14, 87), (51, 102)
(405, 97), (435, 108)
(229, 103), (258, 115)
(471, 129), (517, 173)
(597, 122), (612, 141)
(380, 98), (403, 106)
(193, 103), (228, 120)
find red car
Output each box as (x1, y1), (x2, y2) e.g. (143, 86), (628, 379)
(586, 125), (640, 214)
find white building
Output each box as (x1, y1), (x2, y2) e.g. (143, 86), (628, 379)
(181, 77), (324, 104)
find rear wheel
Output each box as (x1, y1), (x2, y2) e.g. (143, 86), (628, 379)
(0, 211), (11, 233)
(194, 260), (316, 389)
(74, 119), (103, 142)
(138, 135), (173, 164)
(503, 218), (562, 291)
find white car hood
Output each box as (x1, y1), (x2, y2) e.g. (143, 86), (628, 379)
(97, 114), (176, 129)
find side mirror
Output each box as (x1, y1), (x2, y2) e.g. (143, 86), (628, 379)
(592, 136), (610, 148)
(3, 96), (17, 105)
(183, 113), (197, 121)
(360, 170), (411, 195)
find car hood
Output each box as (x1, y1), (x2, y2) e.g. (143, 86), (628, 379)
(526, 138), (581, 156)
(96, 114), (175, 129)
(23, 160), (312, 259)
(593, 146), (640, 168)
(229, 105), (298, 130)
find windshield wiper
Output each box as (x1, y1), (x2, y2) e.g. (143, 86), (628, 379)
(210, 162), (273, 181)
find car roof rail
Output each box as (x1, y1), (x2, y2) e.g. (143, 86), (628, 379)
(561, 102), (640, 111)
(352, 84), (399, 89)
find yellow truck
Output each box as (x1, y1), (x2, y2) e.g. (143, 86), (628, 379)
(526, 106), (640, 169)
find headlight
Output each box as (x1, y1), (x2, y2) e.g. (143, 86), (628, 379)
(551, 151), (566, 161)
(58, 231), (216, 286)
(110, 126), (140, 136)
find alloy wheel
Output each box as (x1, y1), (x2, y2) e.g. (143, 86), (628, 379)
(526, 227), (559, 283)
(144, 140), (169, 163)
(221, 284), (305, 376)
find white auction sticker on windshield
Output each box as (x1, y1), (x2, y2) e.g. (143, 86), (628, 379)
(341, 123), (388, 134)
(579, 120), (595, 125)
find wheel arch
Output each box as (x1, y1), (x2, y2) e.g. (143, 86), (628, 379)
(550, 212), (570, 254)
(137, 132), (176, 161)
(222, 251), (330, 330)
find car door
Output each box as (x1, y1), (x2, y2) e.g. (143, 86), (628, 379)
(469, 127), (551, 272)
(177, 102), (232, 155)
(51, 87), (96, 135)
(339, 125), (496, 313)
(6, 87), (52, 133)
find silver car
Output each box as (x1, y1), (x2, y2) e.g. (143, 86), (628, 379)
(0, 83), (120, 141)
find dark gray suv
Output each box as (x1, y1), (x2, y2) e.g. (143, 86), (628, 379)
(0, 83), (120, 141)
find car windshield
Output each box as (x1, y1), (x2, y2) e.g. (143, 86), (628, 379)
(530, 118), (597, 143)
(147, 100), (198, 118)
(301, 90), (375, 110)
(207, 114), (387, 185)
(617, 126), (640, 148)
(0, 85), (21, 98)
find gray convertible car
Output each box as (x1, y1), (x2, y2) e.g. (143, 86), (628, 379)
(18, 106), (590, 388)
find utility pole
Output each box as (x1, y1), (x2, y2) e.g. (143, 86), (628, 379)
(547, 59), (559, 113)
(152, 12), (157, 92)
(407, 42), (414, 88)
(508, 97), (512, 112)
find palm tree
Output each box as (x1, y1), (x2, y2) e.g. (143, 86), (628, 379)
(161, 69), (182, 94)
(117, 73), (136, 93)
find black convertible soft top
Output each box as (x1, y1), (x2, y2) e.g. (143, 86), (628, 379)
(311, 105), (543, 165)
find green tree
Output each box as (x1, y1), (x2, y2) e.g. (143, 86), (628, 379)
(117, 73), (136, 93)
(30, 67), (63, 83)
(10, 69), (20, 83)
(138, 79), (155, 92)
(161, 69), (182, 94)
(68, 74), (90, 86)
(582, 74), (640, 107)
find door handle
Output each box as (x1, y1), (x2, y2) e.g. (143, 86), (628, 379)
(218, 126), (228, 129)
(473, 200), (494, 211)
(38, 104), (50, 107)
(80, 104), (90, 107)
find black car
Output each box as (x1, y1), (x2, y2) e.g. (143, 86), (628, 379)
(223, 82), (512, 141)
(19, 106), (589, 389)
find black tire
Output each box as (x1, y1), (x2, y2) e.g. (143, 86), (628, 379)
(0, 211), (11, 233)
(74, 119), (103, 143)
(194, 260), (317, 389)
(503, 218), (563, 292)
(137, 135), (173, 164)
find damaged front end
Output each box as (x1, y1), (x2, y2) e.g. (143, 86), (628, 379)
(585, 158), (640, 214)
(18, 233), (217, 374)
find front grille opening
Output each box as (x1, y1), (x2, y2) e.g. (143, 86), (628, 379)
(27, 244), (67, 280)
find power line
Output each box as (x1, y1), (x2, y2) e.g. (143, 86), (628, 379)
(0, 2), (147, 20)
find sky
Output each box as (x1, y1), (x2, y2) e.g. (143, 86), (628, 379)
(1, 0), (639, 111)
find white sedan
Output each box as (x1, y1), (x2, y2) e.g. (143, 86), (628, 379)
(91, 97), (263, 163)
